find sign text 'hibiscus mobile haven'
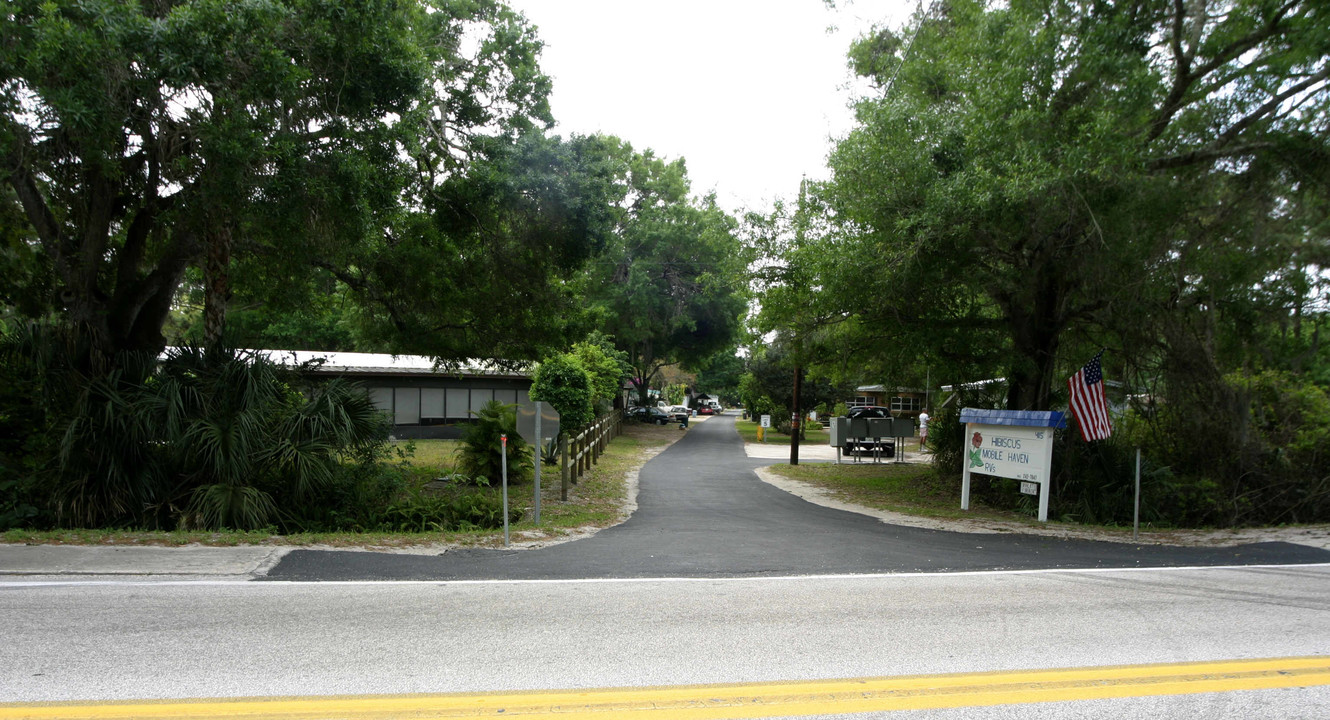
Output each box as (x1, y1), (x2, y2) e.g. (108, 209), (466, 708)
(959, 409), (1067, 522)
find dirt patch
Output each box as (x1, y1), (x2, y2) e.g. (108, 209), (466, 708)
(752, 466), (1330, 550)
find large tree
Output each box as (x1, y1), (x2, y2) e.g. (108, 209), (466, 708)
(577, 138), (749, 404)
(1, 0), (566, 368)
(812, 0), (1328, 410)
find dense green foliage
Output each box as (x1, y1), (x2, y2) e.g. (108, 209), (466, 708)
(739, 340), (849, 436)
(570, 333), (630, 411)
(0, 0), (629, 532)
(455, 400), (532, 485)
(745, 0), (1329, 525)
(572, 139), (750, 404)
(529, 354), (595, 433)
(379, 483), (520, 533)
(692, 350), (746, 406)
(0, 336), (390, 530)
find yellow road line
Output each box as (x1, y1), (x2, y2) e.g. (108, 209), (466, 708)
(3, 656), (1328, 719)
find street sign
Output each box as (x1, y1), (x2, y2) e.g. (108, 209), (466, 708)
(760, 415), (771, 428)
(516, 401), (560, 443)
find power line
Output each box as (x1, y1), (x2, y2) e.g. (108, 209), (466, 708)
(882, 0), (936, 99)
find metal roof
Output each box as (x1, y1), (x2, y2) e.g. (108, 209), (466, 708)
(254, 350), (532, 379)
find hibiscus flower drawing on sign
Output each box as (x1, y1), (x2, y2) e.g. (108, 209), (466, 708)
(969, 431), (984, 469)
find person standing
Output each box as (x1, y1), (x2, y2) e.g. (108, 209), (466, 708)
(918, 410), (930, 448)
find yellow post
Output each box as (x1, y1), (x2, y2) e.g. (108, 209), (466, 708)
(757, 426), (765, 443)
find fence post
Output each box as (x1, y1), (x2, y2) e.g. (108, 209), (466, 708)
(580, 429), (589, 477)
(595, 417), (605, 462)
(560, 432), (569, 501)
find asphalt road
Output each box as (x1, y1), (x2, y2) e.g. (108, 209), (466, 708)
(265, 413), (1330, 581)
(5, 566), (1330, 715)
(5, 414), (1330, 716)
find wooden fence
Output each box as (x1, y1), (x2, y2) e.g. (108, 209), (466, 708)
(559, 409), (625, 500)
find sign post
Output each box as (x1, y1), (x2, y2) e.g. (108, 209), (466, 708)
(959, 409), (1065, 522)
(759, 414), (771, 443)
(516, 400), (560, 525)
(500, 434), (509, 547)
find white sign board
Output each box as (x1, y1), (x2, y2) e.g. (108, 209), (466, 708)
(966, 425), (1052, 482)
(759, 414), (771, 428)
(959, 409), (1065, 522)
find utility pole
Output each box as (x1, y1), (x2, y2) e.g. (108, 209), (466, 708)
(790, 365), (803, 465)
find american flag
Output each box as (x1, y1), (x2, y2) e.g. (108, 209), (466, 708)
(1068, 351), (1112, 441)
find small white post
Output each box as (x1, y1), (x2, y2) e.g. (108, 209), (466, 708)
(961, 423), (972, 511)
(1037, 434), (1054, 522)
(533, 404), (542, 525)
(1133, 447), (1142, 542)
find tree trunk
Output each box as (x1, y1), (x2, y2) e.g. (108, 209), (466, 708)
(1002, 253), (1068, 411)
(203, 224), (233, 349)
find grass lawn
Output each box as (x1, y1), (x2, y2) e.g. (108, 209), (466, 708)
(734, 418), (830, 445)
(3, 422), (685, 549)
(393, 439), (461, 468)
(387, 439), (462, 482)
(763, 462), (1048, 526)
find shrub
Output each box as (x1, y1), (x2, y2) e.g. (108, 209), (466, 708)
(0, 332), (392, 531)
(530, 353), (594, 432)
(378, 485), (520, 532)
(455, 400), (533, 484)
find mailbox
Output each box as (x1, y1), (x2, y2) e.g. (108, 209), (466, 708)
(828, 417), (850, 447)
(867, 417), (893, 439)
(892, 418), (917, 438)
(848, 417), (870, 439)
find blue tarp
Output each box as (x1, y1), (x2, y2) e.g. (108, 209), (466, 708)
(959, 408), (1067, 428)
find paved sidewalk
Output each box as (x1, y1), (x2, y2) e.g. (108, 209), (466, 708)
(744, 441), (932, 464)
(0, 544), (290, 580)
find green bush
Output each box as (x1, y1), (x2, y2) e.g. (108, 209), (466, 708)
(530, 353), (594, 432)
(378, 486), (520, 532)
(0, 331), (392, 531)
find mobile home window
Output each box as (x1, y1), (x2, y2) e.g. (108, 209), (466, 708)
(421, 388), (445, 418)
(891, 396), (920, 413)
(446, 388), (469, 421)
(368, 387), (393, 414)
(469, 388), (494, 416)
(394, 388), (420, 425)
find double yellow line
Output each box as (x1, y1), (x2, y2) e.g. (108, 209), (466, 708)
(4, 656), (1328, 719)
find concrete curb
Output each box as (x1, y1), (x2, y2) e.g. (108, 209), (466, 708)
(0, 544), (293, 578)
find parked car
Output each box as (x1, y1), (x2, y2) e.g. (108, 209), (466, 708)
(663, 405), (691, 423)
(843, 406), (895, 457)
(697, 405), (715, 415)
(629, 406), (673, 425)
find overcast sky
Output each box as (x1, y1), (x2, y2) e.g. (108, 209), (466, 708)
(504, 0), (916, 214)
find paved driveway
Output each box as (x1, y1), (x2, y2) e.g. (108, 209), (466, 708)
(264, 414), (1330, 581)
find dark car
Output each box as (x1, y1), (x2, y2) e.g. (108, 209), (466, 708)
(844, 406), (896, 457)
(629, 406), (673, 425)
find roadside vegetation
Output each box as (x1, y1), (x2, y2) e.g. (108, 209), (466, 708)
(2, 423), (681, 548)
(2, 0), (1326, 536)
